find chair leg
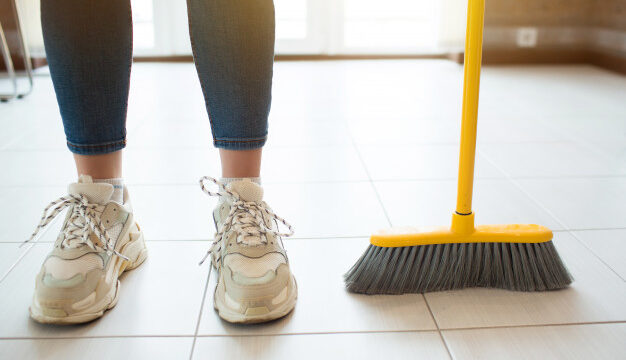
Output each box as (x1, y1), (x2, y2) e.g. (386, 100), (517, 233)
(11, 0), (34, 99)
(0, 21), (17, 102)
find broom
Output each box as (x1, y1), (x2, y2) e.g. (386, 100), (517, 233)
(344, 0), (572, 294)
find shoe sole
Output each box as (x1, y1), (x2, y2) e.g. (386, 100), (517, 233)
(213, 276), (298, 324)
(29, 227), (148, 325)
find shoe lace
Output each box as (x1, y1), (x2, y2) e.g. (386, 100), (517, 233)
(198, 176), (294, 266)
(22, 194), (129, 260)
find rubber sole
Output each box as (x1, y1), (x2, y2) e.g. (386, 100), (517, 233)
(213, 276), (298, 324)
(29, 229), (148, 325)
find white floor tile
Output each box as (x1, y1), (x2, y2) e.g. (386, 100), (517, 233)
(341, 61), (463, 122)
(0, 243), (29, 281)
(193, 332), (449, 360)
(124, 148), (220, 185)
(349, 117), (461, 146)
(126, 119), (214, 150)
(572, 229), (626, 280)
(130, 184), (215, 241)
(132, 180), (385, 242)
(516, 177), (626, 230)
(270, 62), (353, 123)
(443, 323), (626, 360)
(594, 141), (626, 168)
(374, 178), (563, 230)
(3, 120), (66, 151)
(264, 182), (389, 238)
(262, 146), (369, 182)
(0, 113), (29, 150)
(480, 141), (626, 178)
(0, 79), (60, 151)
(0, 337), (193, 360)
(0, 241), (208, 337)
(541, 115), (626, 145)
(198, 238), (436, 335)
(125, 146), (369, 185)
(266, 120), (353, 147)
(425, 232), (626, 329)
(475, 111), (569, 144)
(0, 186), (66, 243)
(358, 144), (504, 181)
(486, 66), (626, 119)
(0, 151), (75, 186)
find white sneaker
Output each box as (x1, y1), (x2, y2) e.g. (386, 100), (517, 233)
(199, 177), (297, 323)
(27, 175), (147, 324)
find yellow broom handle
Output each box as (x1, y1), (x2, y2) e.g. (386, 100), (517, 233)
(455, 0), (485, 215)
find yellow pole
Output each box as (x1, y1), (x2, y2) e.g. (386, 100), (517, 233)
(455, 0), (485, 217)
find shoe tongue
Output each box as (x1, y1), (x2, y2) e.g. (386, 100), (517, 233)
(226, 179), (263, 202)
(68, 175), (114, 205)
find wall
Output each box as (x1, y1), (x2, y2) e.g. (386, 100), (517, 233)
(17, 0), (44, 57)
(482, 0), (626, 72)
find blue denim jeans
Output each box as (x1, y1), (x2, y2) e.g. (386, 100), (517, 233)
(41, 0), (274, 154)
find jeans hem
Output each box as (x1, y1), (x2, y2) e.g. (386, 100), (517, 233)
(213, 137), (266, 150)
(66, 139), (127, 155)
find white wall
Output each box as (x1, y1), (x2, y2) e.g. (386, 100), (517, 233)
(16, 0), (44, 56)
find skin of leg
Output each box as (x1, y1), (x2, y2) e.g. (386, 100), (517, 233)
(74, 151), (123, 179)
(220, 148), (262, 178)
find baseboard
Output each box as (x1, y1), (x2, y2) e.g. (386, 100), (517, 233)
(133, 54), (450, 62)
(587, 49), (626, 75)
(0, 56), (47, 71)
(7, 51), (625, 75)
(472, 48), (626, 75)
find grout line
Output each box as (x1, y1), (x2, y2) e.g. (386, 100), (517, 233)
(189, 264), (212, 360)
(5, 228), (626, 244)
(0, 215), (62, 284)
(5, 320), (624, 341)
(0, 243), (35, 284)
(1, 173), (625, 190)
(192, 329), (444, 338)
(0, 179), (373, 189)
(0, 235), (372, 244)
(423, 295), (454, 360)
(558, 227), (626, 232)
(568, 231), (626, 282)
(479, 150), (626, 282)
(348, 128), (393, 228)
(369, 174), (626, 184)
(536, 117), (626, 167)
(0, 335), (196, 340)
(438, 319), (626, 332)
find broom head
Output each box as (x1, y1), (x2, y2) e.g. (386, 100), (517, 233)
(344, 213), (572, 294)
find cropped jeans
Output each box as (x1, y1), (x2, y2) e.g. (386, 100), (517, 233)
(41, 0), (275, 154)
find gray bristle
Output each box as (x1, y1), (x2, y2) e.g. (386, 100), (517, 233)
(344, 242), (572, 294)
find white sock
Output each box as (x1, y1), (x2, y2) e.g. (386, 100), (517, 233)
(220, 177), (261, 186)
(95, 178), (124, 203)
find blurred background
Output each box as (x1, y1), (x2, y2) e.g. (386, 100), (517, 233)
(2, 0), (625, 72)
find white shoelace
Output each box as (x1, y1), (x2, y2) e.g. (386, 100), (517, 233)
(198, 176), (294, 266)
(23, 194), (128, 260)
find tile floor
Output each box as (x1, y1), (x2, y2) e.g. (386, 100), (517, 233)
(0, 60), (625, 359)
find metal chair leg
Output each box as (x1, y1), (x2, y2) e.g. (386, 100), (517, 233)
(11, 0), (33, 98)
(0, 21), (17, 102)
(0, 0), (34, 102)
